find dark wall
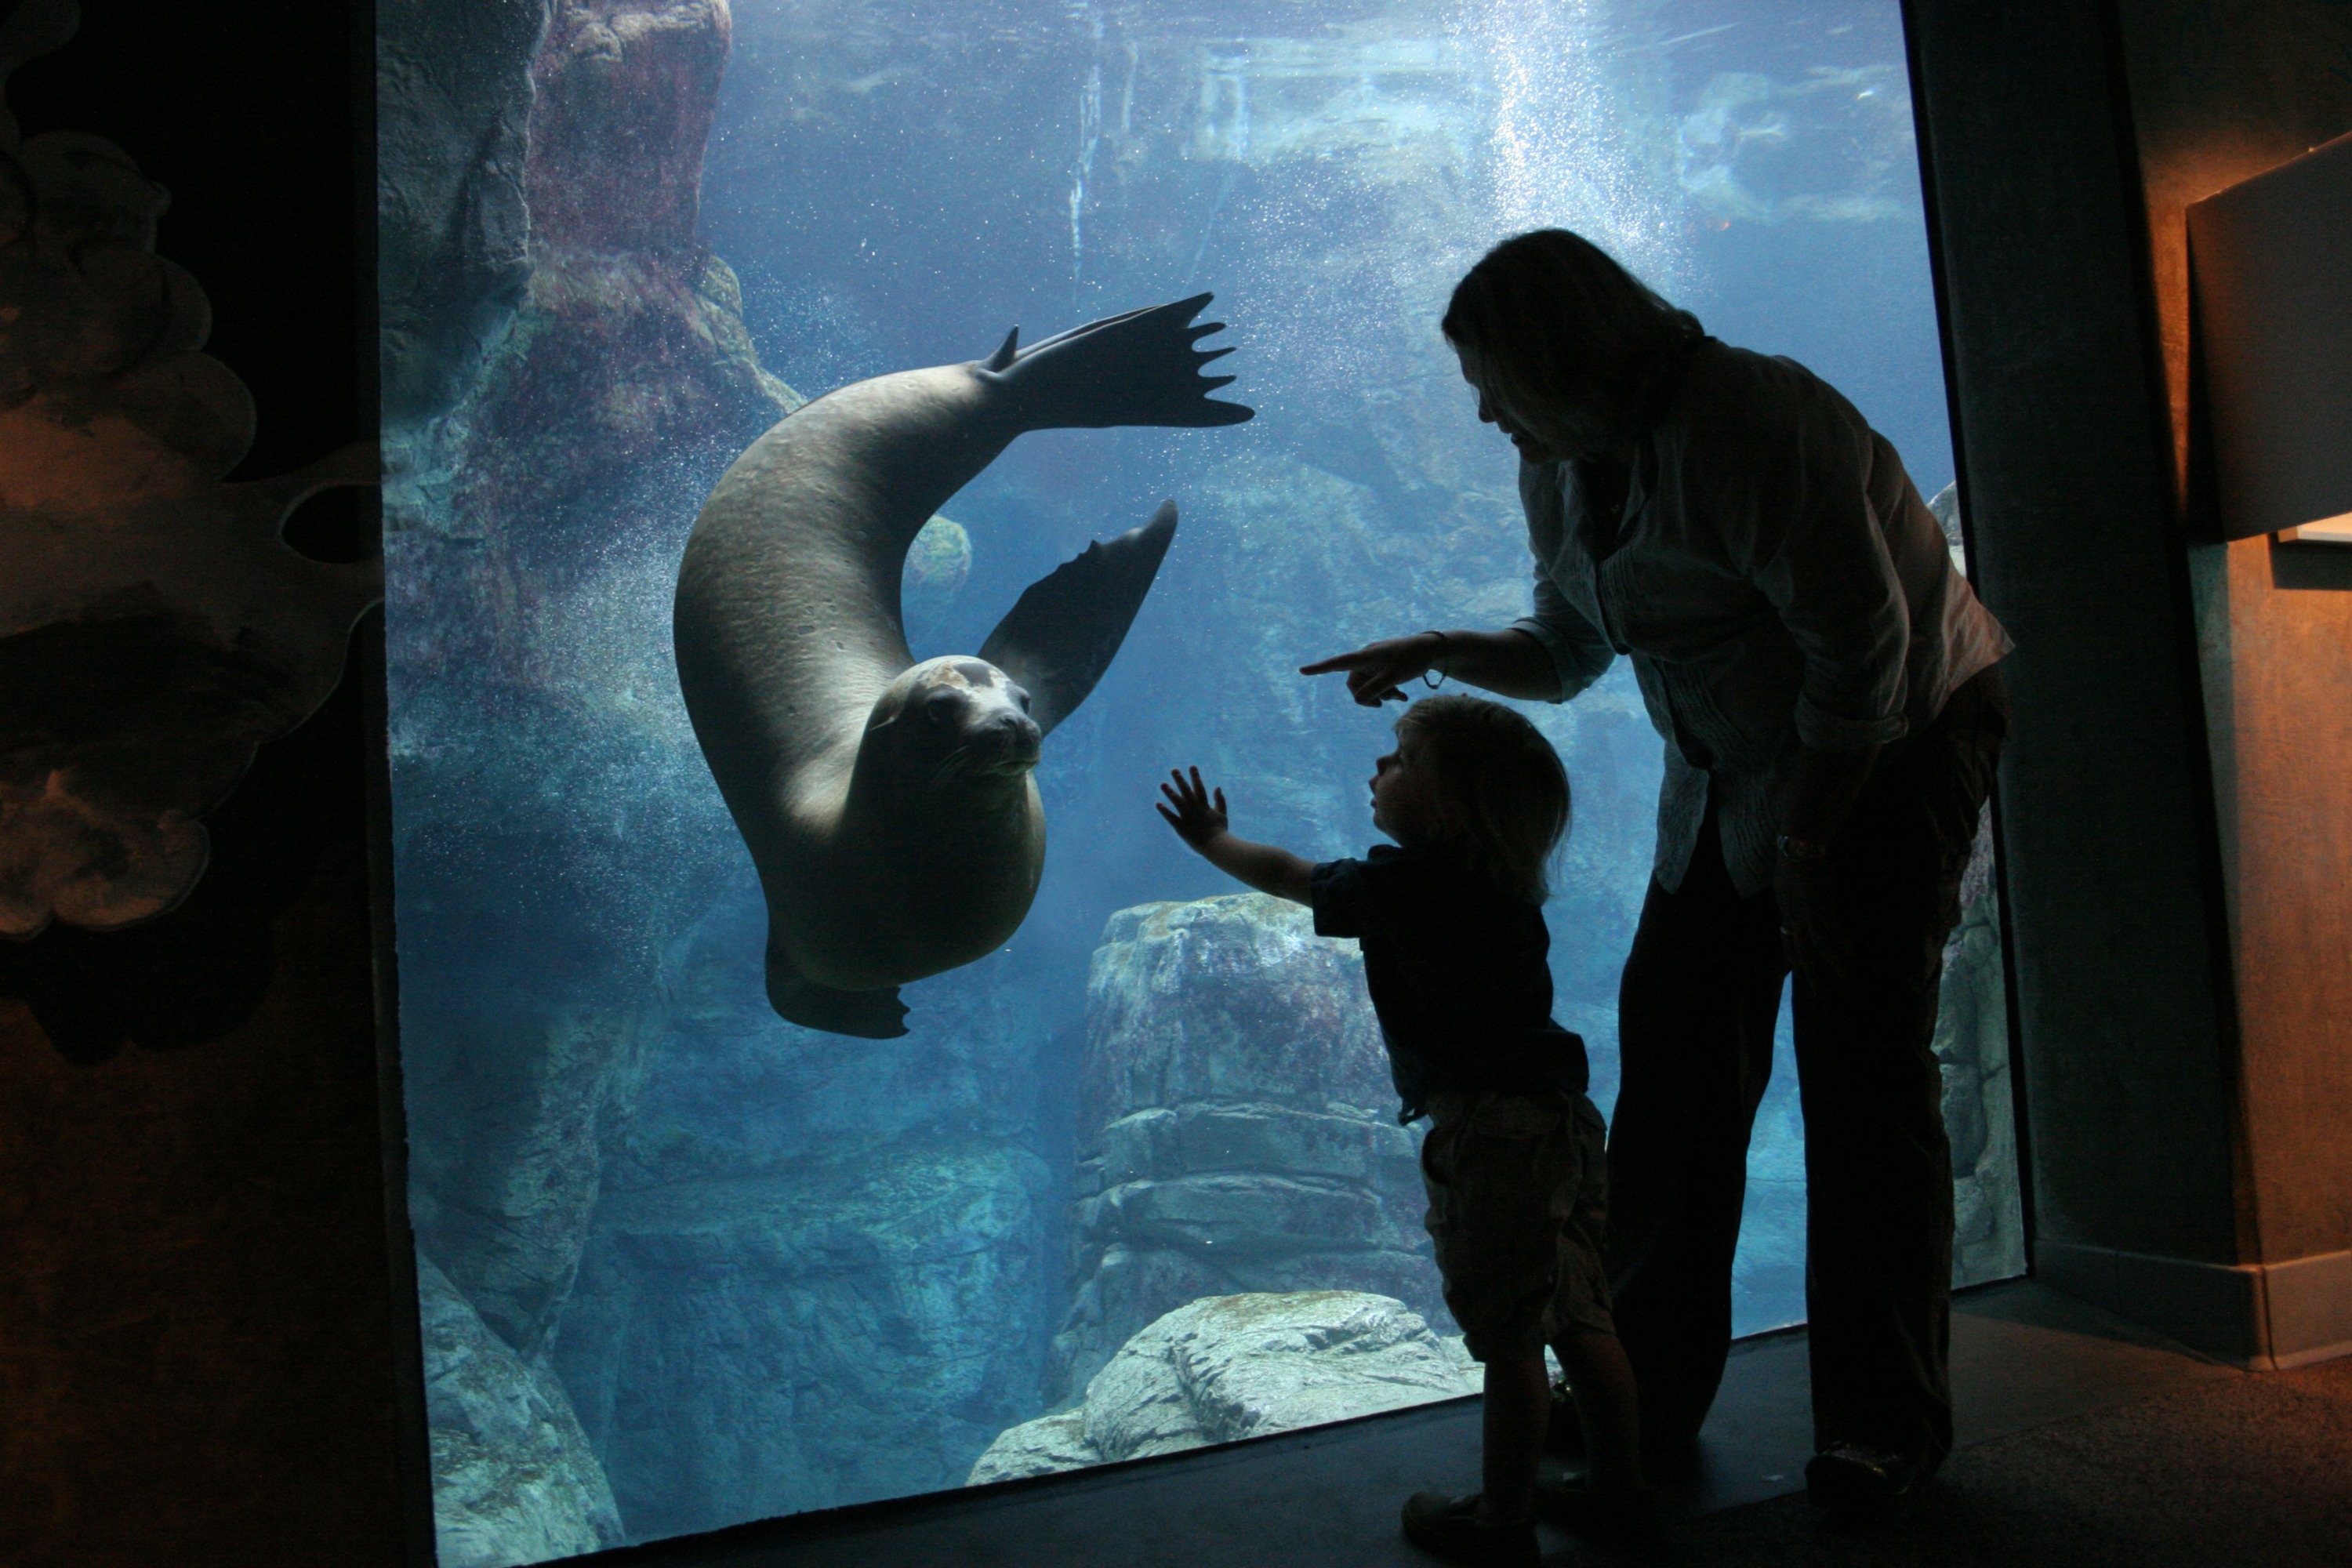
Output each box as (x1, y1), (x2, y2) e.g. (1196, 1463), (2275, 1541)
(1905, 0), (2245, 1266)
(1907, 0), (2352, 1364)
(2111, 0), (2352, 1277)
(0, 1), (426, 1563)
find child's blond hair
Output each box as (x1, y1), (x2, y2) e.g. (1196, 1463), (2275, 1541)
(1396, 695), (1570, 905)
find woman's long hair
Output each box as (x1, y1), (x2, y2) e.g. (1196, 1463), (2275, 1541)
(1442, 229), (1700, 453)
(1397, 695), (1570, 906)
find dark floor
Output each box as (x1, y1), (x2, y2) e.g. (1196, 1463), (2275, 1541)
(589, 1282), (2351, 1568)
(1670, 1353), (2352, 1566)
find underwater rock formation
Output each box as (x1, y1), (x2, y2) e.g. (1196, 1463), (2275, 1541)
(1046, 895), (1443, 1405)
(523, 0), (731, 255)
(443, 241), (797, 567)
(376, 0), (546, 418)
(387, 0), (800, 681)
(556, 1125), (1054, 1539)
(530, 869), (1063, 1536)
(1676, 65), (1914, 226)
(380, 0), (1147, 1544)
(385, 0), (785, 1312)
(508, 0), (793, 452)
(1938, 823), (2024, 1283)
(400, 956), (645, 1362)
(419, 1254), (623, 1567)
(971, 1290), (1473, 1483)
(1921, 488), (2024, 1284)
(379, 0), (825, 1548)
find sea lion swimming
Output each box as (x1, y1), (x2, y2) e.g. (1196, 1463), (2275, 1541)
(674, 294), (1250, 1037)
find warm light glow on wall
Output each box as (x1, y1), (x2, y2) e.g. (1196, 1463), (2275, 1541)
(2188, 131), (2352, 544)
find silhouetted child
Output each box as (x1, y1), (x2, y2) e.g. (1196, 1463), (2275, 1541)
(1157, 694), (1652, 1565)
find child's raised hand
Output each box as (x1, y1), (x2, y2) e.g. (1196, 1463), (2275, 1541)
(1156, 766), (1229, 849)
(1153, 766), (1312, 904)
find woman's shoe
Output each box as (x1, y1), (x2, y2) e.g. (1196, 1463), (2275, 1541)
(1804, 1443), (1926, 1523)
(1399, 1491), (1540, 1566)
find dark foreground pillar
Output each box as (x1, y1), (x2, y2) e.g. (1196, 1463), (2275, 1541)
(0, 1), (431, 1561)
(1905, 0), (2352, 1367)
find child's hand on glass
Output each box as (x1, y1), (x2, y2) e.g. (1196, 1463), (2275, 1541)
(1156, 766), (1229, 849)
(1156, 766), (1312, 904)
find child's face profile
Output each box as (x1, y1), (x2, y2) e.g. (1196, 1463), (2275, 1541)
(1369, 734), (1441, 846)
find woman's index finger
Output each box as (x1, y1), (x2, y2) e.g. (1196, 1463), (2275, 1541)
(1298, 649), (1367, 675)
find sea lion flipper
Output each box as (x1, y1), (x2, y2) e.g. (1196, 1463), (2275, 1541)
(767, 946), (909, 1039)
(772, 978), (909, 1039)
(978, 295), (1253, 430)
(978, 501), (1177, 735)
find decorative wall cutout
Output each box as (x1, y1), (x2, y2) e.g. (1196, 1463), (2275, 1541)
(0, 0), (380, 938)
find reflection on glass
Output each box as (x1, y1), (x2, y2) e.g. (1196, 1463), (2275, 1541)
(382, 1), (2021, 1559)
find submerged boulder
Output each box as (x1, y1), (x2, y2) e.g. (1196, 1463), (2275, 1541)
(419, 1254), (624, 1568)
(1938, 814), (2025, 1285)
(554, 1127), (1054, 1541)
(1046, 895), (1445, 1404)
(380, 2), (849, 1546)
(970, 1290), (1473, 1484)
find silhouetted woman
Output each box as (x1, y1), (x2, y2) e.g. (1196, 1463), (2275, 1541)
(1305, 228), (2010, 1519)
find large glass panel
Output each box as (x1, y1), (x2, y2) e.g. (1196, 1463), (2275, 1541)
(383, 1), (2023, 1558)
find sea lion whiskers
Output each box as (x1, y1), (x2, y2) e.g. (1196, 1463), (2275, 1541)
(929, 742), (981, 789)
(927, 717), (1042, 787)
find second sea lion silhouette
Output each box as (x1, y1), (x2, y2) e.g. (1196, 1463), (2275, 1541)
(673, 294), (1251, 1037)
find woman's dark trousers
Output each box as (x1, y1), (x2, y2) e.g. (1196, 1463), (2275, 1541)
(1605, 670), (2007, 1467)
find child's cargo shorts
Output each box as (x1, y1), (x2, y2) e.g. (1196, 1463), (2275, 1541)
(1420, 1088), (1614, 1363)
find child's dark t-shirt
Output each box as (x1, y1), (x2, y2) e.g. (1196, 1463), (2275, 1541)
(1308, 844), (1588, 1122)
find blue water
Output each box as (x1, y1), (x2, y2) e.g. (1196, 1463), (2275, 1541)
(388, 0), (2008, 1552)
(695, 0), (1947, 1324)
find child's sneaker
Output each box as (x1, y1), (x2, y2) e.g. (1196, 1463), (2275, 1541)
(1399, 1491), (1540, 1566)
(1532, 1476), (1659, 1541)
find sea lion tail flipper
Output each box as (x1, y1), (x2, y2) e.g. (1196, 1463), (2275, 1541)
(978, 500), (1177, 735)
(766, 943), (909, 1039)
(979, 295), (1253, 430)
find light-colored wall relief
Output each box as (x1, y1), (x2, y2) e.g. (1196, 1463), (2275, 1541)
(0, 0), (379, 940)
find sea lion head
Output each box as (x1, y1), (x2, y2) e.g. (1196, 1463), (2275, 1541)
(863, 656), (1043, 788)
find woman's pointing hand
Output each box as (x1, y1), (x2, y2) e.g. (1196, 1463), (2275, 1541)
(1299, 633), (1443, 707)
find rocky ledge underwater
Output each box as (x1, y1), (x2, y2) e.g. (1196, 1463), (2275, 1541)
(969, 1290), (1480, 1483)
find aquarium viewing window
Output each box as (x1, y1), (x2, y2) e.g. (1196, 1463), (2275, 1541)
(382, 2), (2026, 1559)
